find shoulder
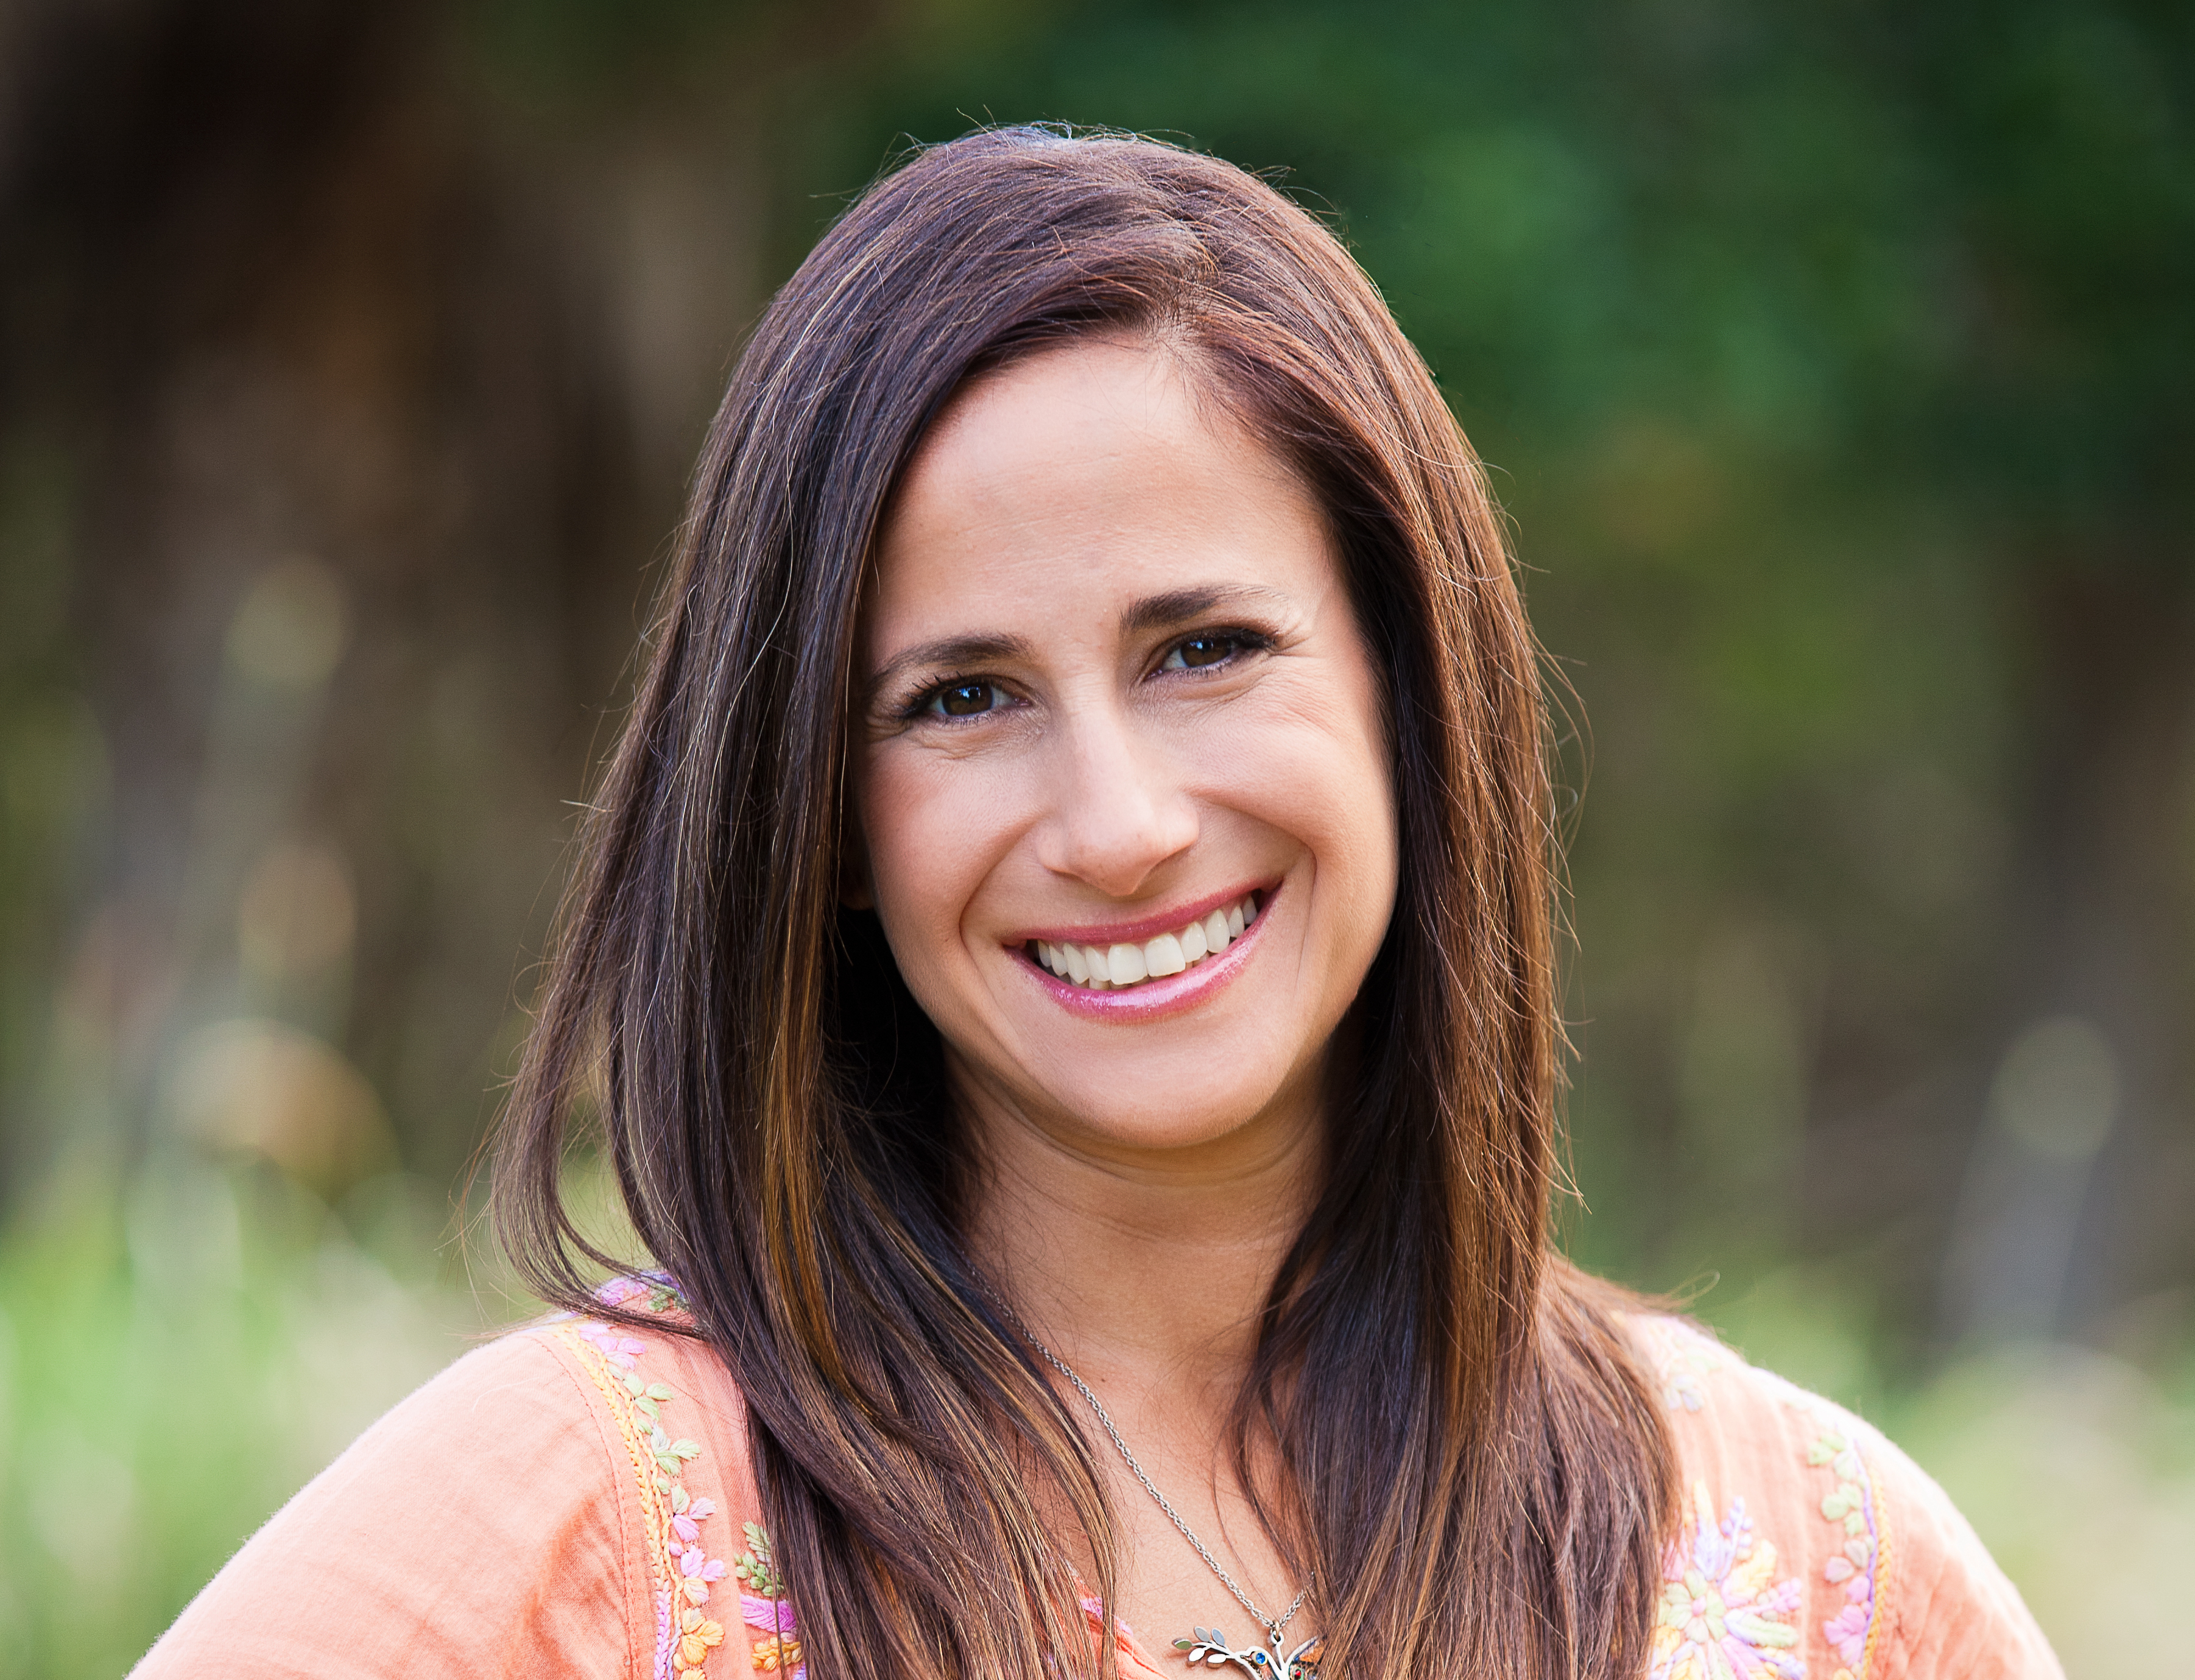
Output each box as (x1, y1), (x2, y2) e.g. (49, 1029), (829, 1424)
(557, 1280), (804, 1680)
(1621, 1313), (2063, 1680)
(133, 1280), (778, 1680)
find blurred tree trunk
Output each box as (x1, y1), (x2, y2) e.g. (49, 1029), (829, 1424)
(1923, 1), (2195, 1348)
(1947, 554), (2195, 1344)
(0, 0), (795, 1197)
(1981, 558), (2195, 1336)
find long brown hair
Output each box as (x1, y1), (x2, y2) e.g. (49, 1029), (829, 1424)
(497, 127), (1675, 1680)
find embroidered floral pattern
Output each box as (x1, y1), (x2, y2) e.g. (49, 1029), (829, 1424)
(1637, 1315), (1895, 1680)
(736, 1522), (803, 1677)
(557, 1277), (732, 1680)
(1651, 1480), (1806, 1680)
(1782, 1397), (1887, 1680)
(1640, 1315), (1738, 1414)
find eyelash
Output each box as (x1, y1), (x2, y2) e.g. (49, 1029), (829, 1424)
(899, 627), (1274, 722)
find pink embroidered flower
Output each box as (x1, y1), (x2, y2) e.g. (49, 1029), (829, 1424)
(1649, 1481), (1805, 1680)
(744, 1594), (804, 1678)
(560, 1311), (725, 1676)
(680, 1546), (728, 1604)
(1825, 1597), (1871, 1666)
(1793, 1405), (1881, 1673)
(742, 1594), (798, 1639)
(577, 1321), (649, 1370)
(597, 1276), (649, 1308)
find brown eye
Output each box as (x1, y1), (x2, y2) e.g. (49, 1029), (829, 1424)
(932, 680), (998, 717)
(1167, 635), (1233, 670)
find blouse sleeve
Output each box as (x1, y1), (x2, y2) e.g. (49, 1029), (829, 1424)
(1632, 1312), (2062, 1680)
(1866, 1429), (2062, 1680)
(130, 1328), (646, 1679)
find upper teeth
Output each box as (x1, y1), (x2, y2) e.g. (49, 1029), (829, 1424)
(1032, 894), (1260, 990)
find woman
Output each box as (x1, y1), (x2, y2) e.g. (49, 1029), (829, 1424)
(136, 128), (2057, 1680)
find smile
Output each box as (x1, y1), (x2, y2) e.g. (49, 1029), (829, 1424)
(1026, 891), (1261, 993)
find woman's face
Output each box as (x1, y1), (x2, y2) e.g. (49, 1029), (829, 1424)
(854, 339), (1398, 1159)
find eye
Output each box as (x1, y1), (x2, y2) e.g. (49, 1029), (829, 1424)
(927, 679), (1004, 718)
(1160, 631), (1256, 672)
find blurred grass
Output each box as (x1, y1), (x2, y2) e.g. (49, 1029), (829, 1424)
(1895, 1343), (2195, 1674)
(1697, 1265), (2195, 1678)
(0, 1168), (2186, 1676)
(0, 1160), (499, 1676)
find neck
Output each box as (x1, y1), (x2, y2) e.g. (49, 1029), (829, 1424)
(958, 1055), (1325, 1394)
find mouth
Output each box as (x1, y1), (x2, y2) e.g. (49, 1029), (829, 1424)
(1023, 889), (1263, 994)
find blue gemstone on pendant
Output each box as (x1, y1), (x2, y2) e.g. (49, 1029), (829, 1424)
(1250, 1656), (1267, 1667)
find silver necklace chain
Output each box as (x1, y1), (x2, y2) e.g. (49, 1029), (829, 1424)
(993, 1296), (1310, 1650)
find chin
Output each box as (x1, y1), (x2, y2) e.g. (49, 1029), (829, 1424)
(1037, 1066), (1297, 1154)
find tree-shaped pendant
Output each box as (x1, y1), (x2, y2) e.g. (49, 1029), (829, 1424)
(1172, 1626), (1320, 1679)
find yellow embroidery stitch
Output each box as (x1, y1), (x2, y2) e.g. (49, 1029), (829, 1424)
(557, 1279), (731, 1679)
(1792, 1397), (1891, 1680)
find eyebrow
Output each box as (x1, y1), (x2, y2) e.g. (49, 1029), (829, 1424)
(864, 581), (1296, 704)
(864, 633), (1032, 706)
(1119, 582), (1294, 635)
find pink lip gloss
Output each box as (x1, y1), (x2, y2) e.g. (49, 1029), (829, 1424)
(1011, 884), (1276, 1023)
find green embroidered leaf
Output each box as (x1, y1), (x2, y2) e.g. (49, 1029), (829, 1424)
(736, 1522), (787, 1594)
(1844, 1510), (1867, 1536)
(670, 1438), (701, 1459)
(1725, 1611), (1798, 1650)
(635, 1397), (660, 1421)
(655, 1474), (672, 1494)
(1820, 1491), (1853, 1520)
(1806, 1442), (1834, 1466)
(672, 1486), (691, 1514)
(624, 1372), (646, 1396)
(647, 1383), (674, 1402)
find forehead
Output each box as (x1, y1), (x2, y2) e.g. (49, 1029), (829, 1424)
(866, 339), (1328, 644)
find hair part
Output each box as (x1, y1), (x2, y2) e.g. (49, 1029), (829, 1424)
(496, 124), (1675, 1680)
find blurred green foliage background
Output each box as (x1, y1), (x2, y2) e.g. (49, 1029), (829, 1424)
(1, 1), (2190, 1673)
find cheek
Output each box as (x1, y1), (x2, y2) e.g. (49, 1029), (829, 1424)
(1224, 666), (1399, 934)
(1343, 680), (1401, 912)
(855, 754), (1009, 982)
(1303, 750), (1398, 948)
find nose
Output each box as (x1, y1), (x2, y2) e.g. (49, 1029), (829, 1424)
(1032, 702), (1199, 898)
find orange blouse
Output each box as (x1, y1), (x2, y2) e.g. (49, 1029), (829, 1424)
(130, 1284), (2059, 1680)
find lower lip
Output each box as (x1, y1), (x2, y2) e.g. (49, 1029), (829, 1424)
(1011, 889), (1277, 1023)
